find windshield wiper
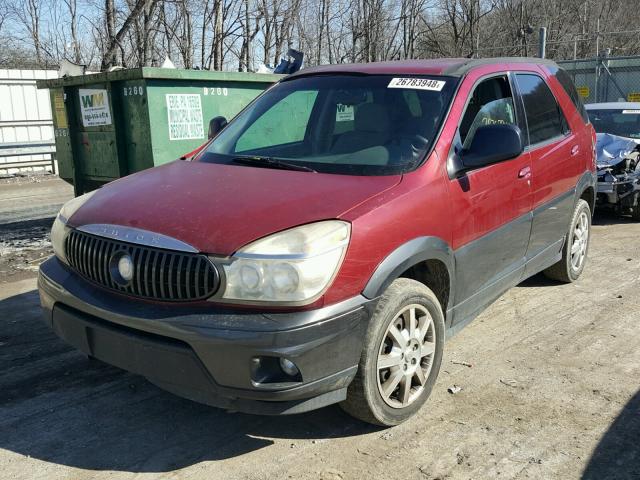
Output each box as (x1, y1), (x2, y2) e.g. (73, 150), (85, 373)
(231, 155), (316, 173)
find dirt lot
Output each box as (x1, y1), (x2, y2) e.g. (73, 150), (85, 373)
(0, 177), (638, 480)
(0, 176), (74, 284)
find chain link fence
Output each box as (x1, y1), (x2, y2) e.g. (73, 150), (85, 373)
(474, 29), (640, 106)
(558, 55), (640, 105)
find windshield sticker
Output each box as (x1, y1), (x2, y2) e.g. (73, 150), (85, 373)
(166, 94), (204, 141)
(387, 78), (446, 91)
(336, 104), (354, 122)
(622, 109), (640, 114)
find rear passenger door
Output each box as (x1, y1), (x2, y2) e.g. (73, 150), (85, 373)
(448, 73), (532, 324)
(514, 72), (581, 275)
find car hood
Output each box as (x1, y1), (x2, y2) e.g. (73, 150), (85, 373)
(596, 132), (640, 168)
(69, 160), (401, 255)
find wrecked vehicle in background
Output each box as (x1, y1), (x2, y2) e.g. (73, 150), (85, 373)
(586, 103), (640, 220)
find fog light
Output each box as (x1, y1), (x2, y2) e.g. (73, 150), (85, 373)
(279, 358), (299, 377)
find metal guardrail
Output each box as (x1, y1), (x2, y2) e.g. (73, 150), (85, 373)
(0, 141), (57, 174)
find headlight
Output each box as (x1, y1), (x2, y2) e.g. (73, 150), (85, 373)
(221, 220), (351, 304)
(51, 191), (96, 264)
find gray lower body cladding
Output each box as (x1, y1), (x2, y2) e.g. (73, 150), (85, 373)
(38, 257), (374, 415)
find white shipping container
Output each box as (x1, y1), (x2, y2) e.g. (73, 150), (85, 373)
(0, 69), (58, 174)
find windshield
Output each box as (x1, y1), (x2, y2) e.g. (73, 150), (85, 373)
(588, 108), (640, 139)
(199, 74), (458, 175)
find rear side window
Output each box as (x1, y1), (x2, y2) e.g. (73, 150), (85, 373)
(554, 68), (589, 124)
(516, 74), (568, 146)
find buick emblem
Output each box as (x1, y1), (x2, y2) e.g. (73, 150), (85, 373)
(118, 254), (134, 281)
(110, 251), (134, 285)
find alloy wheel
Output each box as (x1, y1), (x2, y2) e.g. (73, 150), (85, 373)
(570, 211), (589, 271)
(376, 304), (436, 408)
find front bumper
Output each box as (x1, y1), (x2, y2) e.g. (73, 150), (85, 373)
(596, 173), (640, 212)
(38, 257), (375, 414)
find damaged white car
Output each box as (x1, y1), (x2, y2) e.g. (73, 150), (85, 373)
(586, 102), (640, 220)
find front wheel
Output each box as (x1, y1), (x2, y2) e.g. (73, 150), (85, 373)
(544, 199), (592, 283)
(340, 278), (445, 426)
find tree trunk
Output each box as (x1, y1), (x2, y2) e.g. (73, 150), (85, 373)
(212, 0), (223, 70)
(101, 0), (153, 70)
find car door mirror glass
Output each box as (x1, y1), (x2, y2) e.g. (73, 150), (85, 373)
(461, 124), (524, 170)
(208, 116), (228, 139)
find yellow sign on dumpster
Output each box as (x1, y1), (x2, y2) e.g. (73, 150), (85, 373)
(576, 86), (590, 98)
(53, 90), (68, 129)
(627, 92), (640, 102)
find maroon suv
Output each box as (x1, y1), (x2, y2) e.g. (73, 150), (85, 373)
(39, 58), (596, 426)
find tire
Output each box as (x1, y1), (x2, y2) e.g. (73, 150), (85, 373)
(632, 205), (640, 222)
(340, 278), (445, 426)
(543, 199), (591, 283)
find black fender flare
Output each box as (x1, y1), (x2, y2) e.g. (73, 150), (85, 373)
(575, 170), (597, 213)
(362, 236), (455, 311)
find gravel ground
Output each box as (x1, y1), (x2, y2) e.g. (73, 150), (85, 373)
(0, 177), (638, 480)
(0, 176), (73, 284)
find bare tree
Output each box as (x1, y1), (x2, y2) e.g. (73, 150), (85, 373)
(61, 0), (81, 63)
(101, 0), (155, 69)
(9, 0), (45, 64)
(238, 0), (261, 71)
(3, 0), (640, 72)
(161, 0), (193, 67)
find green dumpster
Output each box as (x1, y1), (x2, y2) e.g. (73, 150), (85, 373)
(37, 68), (282, 195)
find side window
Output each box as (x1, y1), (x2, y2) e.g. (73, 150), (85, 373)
(235, 90), (318, 152)
(459, 76), (517, 149)
(554, 68), (589, 124)
(515, 74), (569, 146)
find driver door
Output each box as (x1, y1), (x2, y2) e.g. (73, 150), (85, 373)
(448, 73), (533, 324)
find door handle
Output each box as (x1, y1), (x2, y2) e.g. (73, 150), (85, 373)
(518, 166), (531, 179)
(571, 145), (580, 156)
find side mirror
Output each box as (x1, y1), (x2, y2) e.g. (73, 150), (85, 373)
(460, 124), (524, 171)
(208, 116), (228, 139)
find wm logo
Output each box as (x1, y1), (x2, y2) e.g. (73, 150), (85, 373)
(81, 92), (105, 108)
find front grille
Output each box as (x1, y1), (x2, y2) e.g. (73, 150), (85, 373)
(65, 229), (219, 302)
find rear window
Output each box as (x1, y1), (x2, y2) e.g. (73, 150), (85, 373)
(554, 68), (589, 124)
(516, 74), (569, 146)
